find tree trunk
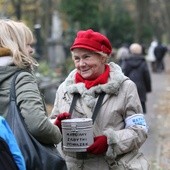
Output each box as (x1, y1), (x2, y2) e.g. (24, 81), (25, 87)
(11, 0), (22, 20)
(135, 0), (150, 43)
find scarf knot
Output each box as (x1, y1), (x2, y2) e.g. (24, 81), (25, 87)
(75, 65), (110, 89)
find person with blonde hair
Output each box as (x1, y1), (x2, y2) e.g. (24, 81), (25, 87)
(51, 29), (149, 170)
(0, 19), (63, 168)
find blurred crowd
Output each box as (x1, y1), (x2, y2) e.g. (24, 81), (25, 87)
(114, 41), (168, 114)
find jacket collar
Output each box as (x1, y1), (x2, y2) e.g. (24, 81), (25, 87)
(64, 62), (128, 95)
(63, 62), (128, 108)
(0, 56), (13, 66)
(0, 47), (11, 57)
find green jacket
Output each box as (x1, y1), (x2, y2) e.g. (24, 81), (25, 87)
(0, 65), (61, 145)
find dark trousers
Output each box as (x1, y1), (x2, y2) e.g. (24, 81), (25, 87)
(156, 59), (165, 73)
(141, 101), (146, 114)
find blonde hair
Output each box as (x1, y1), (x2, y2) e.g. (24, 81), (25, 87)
(0, 19), (38, 69)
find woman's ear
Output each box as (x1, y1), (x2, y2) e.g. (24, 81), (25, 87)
(101, 55), (107, 64)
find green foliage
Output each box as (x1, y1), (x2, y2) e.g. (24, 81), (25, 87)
(60, 0), (134, 48)
(139, 25), (153, 45)
(37, 60), (58, 78)
(107, 3), (135, 47)
(36, 58), (75, 80)
(60, 0), (100, 29)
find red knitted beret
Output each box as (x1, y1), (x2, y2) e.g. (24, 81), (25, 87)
(70, 29), (112, 55)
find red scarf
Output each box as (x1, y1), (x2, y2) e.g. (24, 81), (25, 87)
(75, 65), (110, 89)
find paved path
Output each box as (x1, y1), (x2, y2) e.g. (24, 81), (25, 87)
(140, 54), (170, 170)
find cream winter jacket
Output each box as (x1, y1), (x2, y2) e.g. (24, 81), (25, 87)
(52, 62), (148, 167)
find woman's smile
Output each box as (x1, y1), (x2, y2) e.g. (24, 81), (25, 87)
(72, 49), (106, 80)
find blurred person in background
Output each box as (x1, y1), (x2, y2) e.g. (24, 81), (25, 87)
(52, 29), (149, 170)
(146, 40), (158, 72)
(122, 43), (152, 114)
(154, 41), (168, 73)
(116, 43), (130, 69)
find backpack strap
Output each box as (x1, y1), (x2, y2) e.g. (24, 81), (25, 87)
(91, 92), (106, 123)
(10, 70), (24, 102)
(69, 92), (106, 123)
(69, 93), (80, 114)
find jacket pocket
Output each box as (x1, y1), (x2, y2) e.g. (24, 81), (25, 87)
(125, 152), (150, 169)
(108, 151), (150, 170)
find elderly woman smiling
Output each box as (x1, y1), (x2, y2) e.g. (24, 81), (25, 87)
(52, 29), (149, 170)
